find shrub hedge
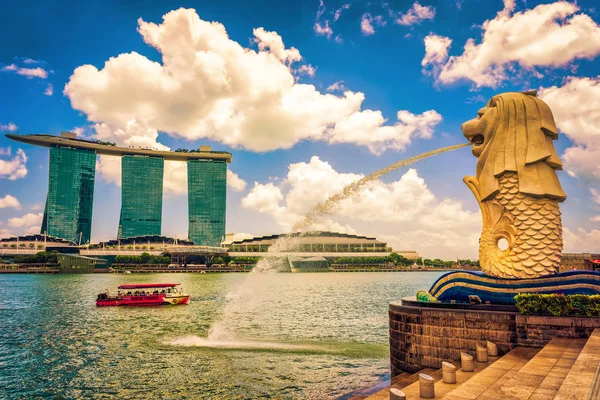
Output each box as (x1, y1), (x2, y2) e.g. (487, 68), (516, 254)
(416, 290), (438, 303)
(515, 293), (600, 317)
(13, 251), (58, 264)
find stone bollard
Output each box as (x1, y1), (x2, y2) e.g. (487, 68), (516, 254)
(442, 361), (457, 384)
(487, 340), (498, 357)
(389, 388), (406, 400)
(419, 373), (435, 399)
(461, 352), (474, 372)
(477, 344), (489, 362)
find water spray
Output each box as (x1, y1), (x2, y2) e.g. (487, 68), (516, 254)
(293, 143), (470, 231)
(203, 142), (469, 343)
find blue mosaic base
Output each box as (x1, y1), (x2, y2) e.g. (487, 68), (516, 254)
(429, 270), (600, 304)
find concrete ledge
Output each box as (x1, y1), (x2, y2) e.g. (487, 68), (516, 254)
(389, 298), (600, 375)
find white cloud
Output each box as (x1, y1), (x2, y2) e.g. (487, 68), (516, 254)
(96, 155), (121, 186)
(592, 189), (600, 205)
(241, 156), (479, 257)
(361, 15), (374, 35)
(314, 20), (333, 39)
(361, 14), (386, 36)
(328, 109), (442, 154)
(0, 148), (27, 180)
(253, 27), (301, 64)
(380, 230), (480, 258)
(242, 182), (288, 224)
(395, 2), (435, 26)
(0, 122), (17, 132)
(0, 195), (21, 209)
(30, 203), (44, 212)
(563, 227), (600, 252)
(327, 81), (347, 92)
(163, 162), (188, 195)
(539, 76), (600, 183)
(96, 155), (188, 195)
(424, 0), (600, 87)
(314, 0), (334, 39)
(591, 189), (600, 222)
(44, 83), (53, 96)
(227, 170), (247, 192)
(24, 225), (41, 235)
(2, 64), (48, 79)
(8, 212), (43, 228)
(65, 8), (440, 155)
(23, 58), (39, 64)
(422, 34), (452, 67)
(296, 64), (316, 77)
(314, 2), (350, 41)
(334, 4), (350, 21)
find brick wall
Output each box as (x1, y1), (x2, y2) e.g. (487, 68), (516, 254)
(389, 301), (600, 375)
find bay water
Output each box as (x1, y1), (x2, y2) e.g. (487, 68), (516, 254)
(0, 272), (443, 399)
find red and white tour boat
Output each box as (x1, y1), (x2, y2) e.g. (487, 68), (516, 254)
(96, 283), (190, 307)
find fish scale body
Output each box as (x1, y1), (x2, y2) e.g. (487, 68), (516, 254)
(480, 172), (562, 278)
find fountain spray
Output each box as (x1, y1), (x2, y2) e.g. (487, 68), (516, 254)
(293, 143), (469, 232)
(203, 143), (469, 343)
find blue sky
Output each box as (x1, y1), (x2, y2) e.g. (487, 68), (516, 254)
(0, 0), (599, 258)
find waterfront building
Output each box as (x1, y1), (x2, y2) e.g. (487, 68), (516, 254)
(0, 234), (79, 256)
(560, 253), (600, 272)
(119, 155), (164, 238)
(6, 133), (232, 245)
(41, 146), (96, 244)
(224, 231), (419, 259)
(188, 159), (227, 247)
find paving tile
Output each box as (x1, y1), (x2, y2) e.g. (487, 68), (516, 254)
(362, 332), (598, 400)
(528, 387), (559, 400)
(497, 384), (536, 400)
(554, 383), (591, 400)
(554, 329), (600, 400)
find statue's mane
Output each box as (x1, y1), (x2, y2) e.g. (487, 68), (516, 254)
(476, 91), (567, 202)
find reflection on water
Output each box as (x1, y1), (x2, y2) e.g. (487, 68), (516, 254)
(0, 272), (442, 399)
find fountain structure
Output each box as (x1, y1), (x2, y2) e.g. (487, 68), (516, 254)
(389, 91), (600, 374)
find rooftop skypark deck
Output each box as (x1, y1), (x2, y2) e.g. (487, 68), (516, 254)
(5, 132), (232, 162)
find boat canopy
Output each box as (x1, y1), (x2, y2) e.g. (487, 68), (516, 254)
(118, 283), (180, 289)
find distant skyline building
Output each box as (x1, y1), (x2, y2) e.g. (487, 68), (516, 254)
(41, 146), (96, 244)
(7, 133), (232, 245)
(188, 159), (227, 247)
(118, 155), (164, 239)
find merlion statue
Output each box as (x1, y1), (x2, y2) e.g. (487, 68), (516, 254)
(462, 91), (567, 278)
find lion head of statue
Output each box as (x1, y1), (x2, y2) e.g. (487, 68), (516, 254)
(462, 90), (567, 202)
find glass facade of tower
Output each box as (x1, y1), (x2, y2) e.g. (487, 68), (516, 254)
(41, 147), (96, 244)
(188, 159), (227, 246)
(118, 156), (164, 238)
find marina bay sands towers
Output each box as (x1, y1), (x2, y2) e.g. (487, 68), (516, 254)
(118, 155), (164, 239)
(7, 133), (232, 246)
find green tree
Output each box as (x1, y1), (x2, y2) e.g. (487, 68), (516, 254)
(140, 252), (151, 264)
